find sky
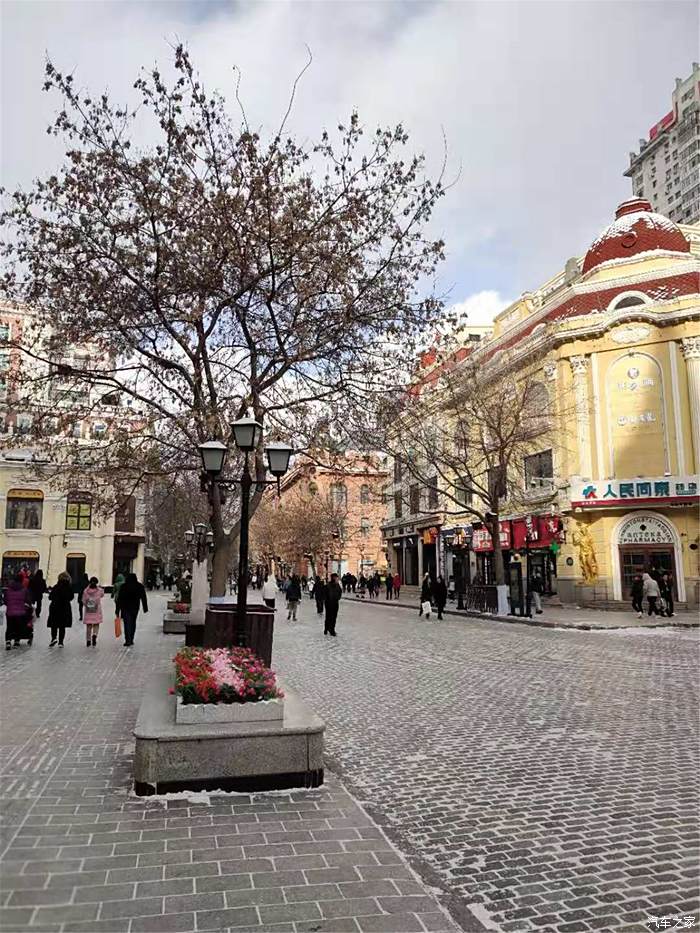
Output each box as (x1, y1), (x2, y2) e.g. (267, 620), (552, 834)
(1, 0), (697, 326)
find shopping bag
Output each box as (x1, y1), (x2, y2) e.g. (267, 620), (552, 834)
(421, 600), (432, 616)
(114, 616), (122, 638)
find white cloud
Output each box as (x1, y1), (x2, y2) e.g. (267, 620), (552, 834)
(445, 291), (510, 329)
(1, 0), (697, 301)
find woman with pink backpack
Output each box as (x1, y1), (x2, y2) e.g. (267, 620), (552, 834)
(82, 576), (105, 647)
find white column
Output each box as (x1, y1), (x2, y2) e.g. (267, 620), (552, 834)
(570, 355), (593, 480)
(190, 558), (210, 623)
(681, 336), (700, 473)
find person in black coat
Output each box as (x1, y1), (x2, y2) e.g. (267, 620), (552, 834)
(630, 573), (644, 618)
(314, 576), (326, 616)
(419, 573), (432, 617)
(432, 575), (448, 620)
(115, 572), (148, 647)
(48, 572), (74, 646)
(324, 574), (342, 636)
(28, 569), (48, 618)
(659, 572), (675, 617)
(77, 572), (89, 621)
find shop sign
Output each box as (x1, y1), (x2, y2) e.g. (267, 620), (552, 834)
(421, 527), (439, 544)
(472, 521), (511, 552)
(618, 516), (674, 546)
(7, 488), (43, 499)
(571, 476), (698, 508)
(512, 515), (564, 549)
(2, 550), (39, 559)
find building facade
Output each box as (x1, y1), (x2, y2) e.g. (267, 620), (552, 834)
(270, 452), (388, 578)
(625, 63), (700, 225)
(0, 302), (145, 588)
(383, 199), (700, 609)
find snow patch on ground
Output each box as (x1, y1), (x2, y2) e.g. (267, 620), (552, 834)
(467, 902), (501, 930)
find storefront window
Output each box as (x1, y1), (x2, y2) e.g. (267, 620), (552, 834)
(5, 489), (43, 530)
(65, 493), (93, 531)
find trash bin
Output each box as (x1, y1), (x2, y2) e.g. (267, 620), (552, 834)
(203, 601), (275, 666)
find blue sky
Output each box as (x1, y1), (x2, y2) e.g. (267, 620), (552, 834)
(2, 0), (697, 324)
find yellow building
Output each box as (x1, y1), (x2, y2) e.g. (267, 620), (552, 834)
(480, 198), (699, 608)
(0, 302), (146, 588)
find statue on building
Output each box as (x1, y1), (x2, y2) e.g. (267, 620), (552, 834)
(572, 522), (598, 584)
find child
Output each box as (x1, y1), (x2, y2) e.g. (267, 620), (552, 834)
(82, 576), (105, 647)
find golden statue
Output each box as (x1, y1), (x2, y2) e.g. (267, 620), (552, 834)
(572, 523), (598, 584)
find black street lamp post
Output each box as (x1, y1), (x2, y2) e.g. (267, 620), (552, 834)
(198, 420), (292, 648)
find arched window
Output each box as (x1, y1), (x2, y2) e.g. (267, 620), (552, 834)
(330, 483), (347, 508)
(360, 484), (370, 504)
(609, 292), (649, 312)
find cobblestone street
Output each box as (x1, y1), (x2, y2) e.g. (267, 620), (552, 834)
(0, 592), (698, 933)
(274, 594), (700, 932)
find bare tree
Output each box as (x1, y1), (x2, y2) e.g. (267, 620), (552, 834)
(364, 353), (562, 586)
(1, 46), (446, 594)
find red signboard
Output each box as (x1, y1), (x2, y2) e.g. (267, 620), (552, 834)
(648, 109), (676, 140)
(511, 515), (563, 549)
(472, 520), (511, 552)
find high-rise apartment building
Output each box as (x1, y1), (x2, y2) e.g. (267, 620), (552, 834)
(624, 63), (700, 225)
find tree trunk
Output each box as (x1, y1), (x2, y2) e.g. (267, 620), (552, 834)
(210, 537), (233, 597)
(489, 514), (506, 586)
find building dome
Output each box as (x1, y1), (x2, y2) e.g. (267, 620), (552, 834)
(581, 198), (690, 274)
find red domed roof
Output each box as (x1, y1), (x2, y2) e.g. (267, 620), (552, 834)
(582, 198), (690, 274)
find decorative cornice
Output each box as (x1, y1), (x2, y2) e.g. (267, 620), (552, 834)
(681, 335), (700, 361)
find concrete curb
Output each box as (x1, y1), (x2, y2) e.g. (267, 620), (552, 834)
(345, 594), (699, 631)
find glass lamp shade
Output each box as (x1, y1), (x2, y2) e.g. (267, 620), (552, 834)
(230, 416), (263, 452)
(198, 440), (228, 476)
(194, 522), (208, 538)
(184, 529), (194, 545)
(206, 531), (214, 546)
(265, 441), (293, 477)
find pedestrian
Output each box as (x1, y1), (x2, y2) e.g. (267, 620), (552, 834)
(4, 573), (33, 649)
(642, 571), (661, 616)
(358, 573), (367, 598)
(385, 571), (394, 600)
(530, 571), (544, 614)
(28, 569), (48, 618)
(314, 575), (326, 615)
(262, 572), (277, 610)
(115, 572), (148, 647)
(660, 571), (675, 617)
(324, 572), (342, 636)
(18, 564), (30, 589)
(301, 574), (307, 592)
(77, 572), (89, 621)
(393, 571), (401, 599)
(47, 571), (74, 647)
(112, 572), (125, 607)
(286, 573), (302, 621)
(82, 576), (105, 647)
(419, 572), (432, 619)
(433, 574), (447, 620)
(630, 573), (644, 618)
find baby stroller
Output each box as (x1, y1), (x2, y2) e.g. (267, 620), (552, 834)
(7, 605), (34, 647)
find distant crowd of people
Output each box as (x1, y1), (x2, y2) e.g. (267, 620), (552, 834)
(1, 565), (148, 650)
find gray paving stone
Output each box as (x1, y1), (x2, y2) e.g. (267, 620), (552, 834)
(73, 881), (136, 902)
(320, 897), (383, 919)
(194, 906), (260, 930)
(196, 873), (254, 893)
(163, 892), (225, 913)
(258, 900), (324, 923)
(130, 913), (196, 933)
(356, 914), (424, 932)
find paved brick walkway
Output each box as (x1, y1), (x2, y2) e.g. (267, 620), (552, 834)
(0, 594), (456, 933)
(274, 595), (700, 932)
(352, 592), (699, 630)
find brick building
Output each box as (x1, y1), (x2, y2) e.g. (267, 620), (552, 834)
(273, 452), (388, 578)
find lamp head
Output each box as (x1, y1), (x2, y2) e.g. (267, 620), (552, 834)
(265, 441), (293, 477)
(184, 529), (194, 545)
(230, 416), (263, 453)
(198, 440), (228, 476)
(194, 522), (208, 538)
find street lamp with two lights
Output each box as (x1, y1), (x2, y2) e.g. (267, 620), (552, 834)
(198, 417), (293, 647)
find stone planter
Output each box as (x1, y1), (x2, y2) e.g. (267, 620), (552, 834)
(175, 695), (284, 725)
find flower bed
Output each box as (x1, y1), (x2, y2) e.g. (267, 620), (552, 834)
(172, 647), (283, 706)
(172, 602), (191, 614)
